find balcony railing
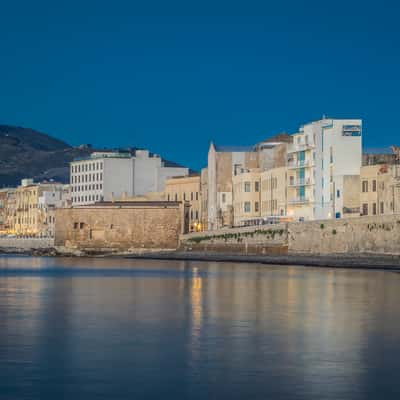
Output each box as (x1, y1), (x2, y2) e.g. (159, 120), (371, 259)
(288, 178), (314, 187)
(287, 160), (313, 169)
(287, 143), (315, 153)
(288, 197), (311, 205)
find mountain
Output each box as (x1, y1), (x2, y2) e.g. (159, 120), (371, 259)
(0, 125), (93, 187)
(0, 125), (193, 187)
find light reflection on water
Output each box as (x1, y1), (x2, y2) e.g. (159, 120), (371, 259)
(0, 255), (399, 399)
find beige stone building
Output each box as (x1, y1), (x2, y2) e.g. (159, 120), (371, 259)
(14, 179), (70, 237)
(4, 189), (16, 234)
(207, 136), (290, 230)
(55, 201), (189, 252)
(232, 169), (261, 226)
(0, 189), (9, 233)
(360, 164), (400, 216)
(200, 168), (208, 231)
(261, 167), (288, 218)
(165, 175), (201, 232)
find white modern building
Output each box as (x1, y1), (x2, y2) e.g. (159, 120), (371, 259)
(287, 118), (362, 221)
(70, 150), (189, 206)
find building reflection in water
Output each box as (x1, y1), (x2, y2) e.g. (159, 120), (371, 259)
(1, 256), (400, 399)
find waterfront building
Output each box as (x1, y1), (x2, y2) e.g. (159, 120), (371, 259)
(200, 168), (208, 231)
(232, 169), (261, 226)
(14, 179), (69, 237)
(4, 189), (16, 233)
(165, 175), (202, 232)
(261, 167), (288, 218)
(0, 189), (9, 233)
(207, 135), (290, 230)
(287, 118), (362, 221)
(360, 164), (400, 216)
(70, 150), (188, 206)
(37, 184), (71, 237)
(55, 201), (190, 252)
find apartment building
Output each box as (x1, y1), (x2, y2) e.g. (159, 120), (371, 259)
(14, 179), (69, 237)
(207, 136), (289, 230)
(70, 150), (188, 206)
(261, 167), (288, 218)
(0, 189), (9, 232)
(287, 118), (362, 221)
(360, 164), (400, 216)
(165, 175), (202, 232)
(200, 168), (208, 231)
(232, 169), (261, 226)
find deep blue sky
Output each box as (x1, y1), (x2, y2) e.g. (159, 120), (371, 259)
(1, 0), (399, 170)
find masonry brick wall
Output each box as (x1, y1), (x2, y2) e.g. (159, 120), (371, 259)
(55, 205), (182, 251)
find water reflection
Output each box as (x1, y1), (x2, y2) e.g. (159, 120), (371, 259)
(0, 256), (399, 399)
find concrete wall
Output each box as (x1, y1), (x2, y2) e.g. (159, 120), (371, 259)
(55, 204), (183, 252)
(0, 238), (54, 249)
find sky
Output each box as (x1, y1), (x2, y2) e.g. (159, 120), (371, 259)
(1, 0), (400, 170)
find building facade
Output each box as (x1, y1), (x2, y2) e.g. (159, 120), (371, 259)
(287, 118), (362, 221)
(261, 167), (288, 218)
(14, 179), (70, 237)
(360, 164), (400, 216)
(165, 175), (202, 232)
(232, 169), (261, 226)
(70, 150), (188, 206)
(55, 201), (190, 252)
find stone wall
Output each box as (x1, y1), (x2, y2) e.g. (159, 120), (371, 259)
(288, 214), (400, 255)
(180, 214), (400, 256)
(180, 224), (288, 255)
(0, 237), (54, 250)
(55, 203), (183, 252)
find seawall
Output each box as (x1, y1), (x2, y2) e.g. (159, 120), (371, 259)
(180, 214), (400, 256)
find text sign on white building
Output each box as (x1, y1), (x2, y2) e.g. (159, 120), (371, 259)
(342, 125), (362, 136)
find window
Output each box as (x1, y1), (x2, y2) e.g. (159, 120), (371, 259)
(362, 203), (368, 216)
(255, 201), (259, 212)
(244, 182), (251, 192)
(175, 194), (178, 201)
(337, 189), (340, 198)
(244, 202), (251, 213)
(222, 193), (226, 203)
(191, 192), (193, 201)
(196, 192), (198, 200)
(79, 222), (85, 229)
(380, 202), (384, 214)
(183, 193), (186, 201)
(372, 180), (377, 192)
(74, 222), (79, 229)
(255, 181), (260, 192)
(373, 203), (377, 215)
(362, 181), (368, 193)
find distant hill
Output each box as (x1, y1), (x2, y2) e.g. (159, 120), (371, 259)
(0, 125), (93, 187)
(0, 125), (192, 187)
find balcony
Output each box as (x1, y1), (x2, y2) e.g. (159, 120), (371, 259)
(287, 160), (313, 169)
(288, 197), (311, 205)
(287, 143), (315, 154)
(288, 178), (314, 187)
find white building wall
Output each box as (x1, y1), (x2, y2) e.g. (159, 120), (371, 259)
(103, 158), (134, 201)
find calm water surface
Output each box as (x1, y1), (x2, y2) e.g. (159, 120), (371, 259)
(0, 256), (400, 399)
